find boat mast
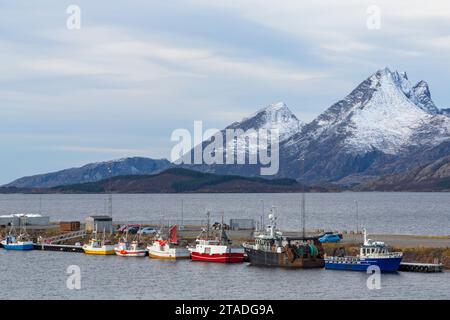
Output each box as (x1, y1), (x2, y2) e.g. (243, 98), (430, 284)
(300, 156), (306, 238)
(220, 213), (224, 245)
(206, 211), (210, 239)
(108, 163), (113, 219)
(181, 199), (184, 230)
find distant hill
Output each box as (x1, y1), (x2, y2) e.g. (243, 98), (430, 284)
(4, 157), (171, 188)
(48, 168), (334, 193)
(357, 156), (450, 191)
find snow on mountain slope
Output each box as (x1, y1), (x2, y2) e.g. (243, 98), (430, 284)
(219, 101), (302, 155)
(228, 101), (303, 141)
(410, 80), (440, 114)
(5, 157), (171, 188)
(277, 67), (450, 183)
(344, 68), (432, 154)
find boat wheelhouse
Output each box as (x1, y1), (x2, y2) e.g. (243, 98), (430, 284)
(83, 226), (115, 255)
(325, 229), (403, 272)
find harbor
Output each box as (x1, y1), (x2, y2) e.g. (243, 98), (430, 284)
(1, 213), (449, 270)
(0, 192), (449, 300)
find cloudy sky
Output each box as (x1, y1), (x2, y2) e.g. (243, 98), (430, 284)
(1, 0), (450, 184)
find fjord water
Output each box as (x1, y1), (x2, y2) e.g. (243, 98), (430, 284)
(1, 250), (449, 300)
(0, 192), (449, 300)
(1, 192), (449, 235)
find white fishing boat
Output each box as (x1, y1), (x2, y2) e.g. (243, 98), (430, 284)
(114, 228), (147, 257)
(147, 225), (190, 259)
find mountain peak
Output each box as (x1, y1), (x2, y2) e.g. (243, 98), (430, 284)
(249, 101), (290, 118)
(225, 102), (303, 143)
(411, 80), (439, 114)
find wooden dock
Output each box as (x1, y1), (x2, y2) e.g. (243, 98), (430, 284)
(399, 262), (443, 273)
(33, 243), (84, 253)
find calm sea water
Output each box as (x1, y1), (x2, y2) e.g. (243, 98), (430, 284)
(1, 192), (449, 235)
(1, 193), (449, 300)
(0, 250), (449, 300)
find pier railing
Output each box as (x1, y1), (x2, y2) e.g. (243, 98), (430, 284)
(39, 230), (87, 244)
(113, 219), (209, 228)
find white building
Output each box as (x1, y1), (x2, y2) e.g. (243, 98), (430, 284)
(0, 213), (50, 226)
(85, 215), (113, 233)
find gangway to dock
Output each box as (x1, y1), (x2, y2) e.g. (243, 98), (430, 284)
(399, 262), (443, 273)
(40, 230), (86, 244)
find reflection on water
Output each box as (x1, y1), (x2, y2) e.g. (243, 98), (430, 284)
(0, 250), (448, 300)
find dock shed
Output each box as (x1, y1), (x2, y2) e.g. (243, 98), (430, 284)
(0, 214), (50, 227)
(229, 218), (255, 230)
(85, 215), (113, 233)
(60, 221), (81, 232)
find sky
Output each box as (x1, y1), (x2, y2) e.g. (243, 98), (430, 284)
(1, 0), (450, 184)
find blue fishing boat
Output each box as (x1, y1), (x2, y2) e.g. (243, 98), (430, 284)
(1, 236), (34, 250)
(325, 229), (402, 272)
(0, 223), (34, 251)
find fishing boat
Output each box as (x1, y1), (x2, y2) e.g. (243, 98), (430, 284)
(83, 226), (115, 255)
(114, 228), (147, 257)
(243, 209), (325, 268)
(188, 213), (245, 263)
(147, 225), (190, 259)
(0, 222), (34, 251)
(115, 240), (147, 257)
(324, 229), (403, 272)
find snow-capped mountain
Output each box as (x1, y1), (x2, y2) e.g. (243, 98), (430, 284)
(227, 101), (303, 142)
(181, 102), (303, 176)
(7, 68), (449, 188)
(5, 157), (171, 188)
(280, 67), (450, 183)
(186, 67), (450, 184)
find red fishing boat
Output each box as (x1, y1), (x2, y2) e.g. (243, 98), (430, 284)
(188, 213), (244, 263)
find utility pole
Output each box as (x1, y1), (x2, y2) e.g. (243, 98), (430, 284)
(108, 164), (113, 219)
(181, 199), (184, 230)
(260, 199), (265, 231)
(206, 211), (210, 239)
(301, 157), (306, 238)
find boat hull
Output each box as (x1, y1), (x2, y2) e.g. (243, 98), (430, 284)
(114, 249), (147, 257)
(190, 251), (245, 263)
(1, 241), (34, 251)
(325, 257), (402, 272)
(148, 248), (190, 260)
(83, 245), (116, 255)
(244, 247), (325, 268)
